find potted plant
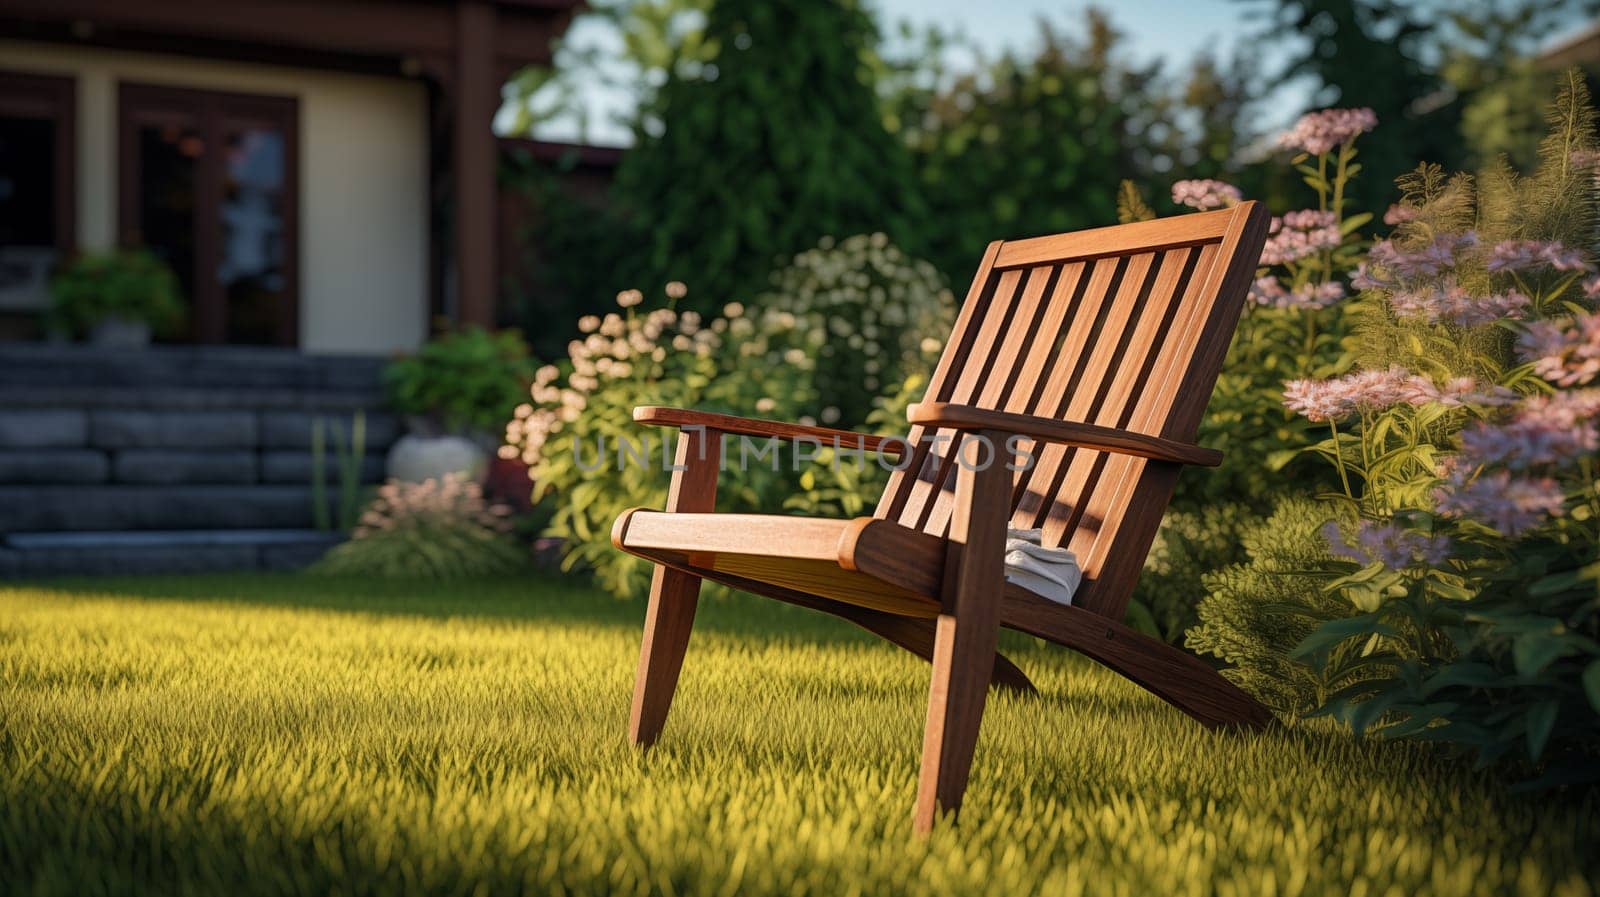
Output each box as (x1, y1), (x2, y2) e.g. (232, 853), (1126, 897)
(50, 249), (185, 348)
(383, 326), (534, 483)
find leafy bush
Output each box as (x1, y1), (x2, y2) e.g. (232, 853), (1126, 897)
(504, 288), (835, 598)
(1251, 71), (1600, 780)
(311, 474), (524, 579)
(50, 249), (184, 336)
(1125, 502), (1256, 643)
(759, 233), (953, 428)
(1185, 498), (1360, 716)
(384, 328), (534, 434)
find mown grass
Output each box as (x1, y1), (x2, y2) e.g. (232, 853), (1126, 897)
(2, 574), (1596, 897)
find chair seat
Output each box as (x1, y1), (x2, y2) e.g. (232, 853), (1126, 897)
(612, 510), (949, 617)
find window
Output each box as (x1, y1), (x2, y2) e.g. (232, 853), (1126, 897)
(0, 70), (75, 318)
(118, 83), (298, 345)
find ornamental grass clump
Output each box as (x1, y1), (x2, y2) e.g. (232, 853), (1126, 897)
(1205, 71), (1600, 783)
(311, 474), (523, 579)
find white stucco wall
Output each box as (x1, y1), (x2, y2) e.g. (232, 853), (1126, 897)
(0, 40), (429, 355)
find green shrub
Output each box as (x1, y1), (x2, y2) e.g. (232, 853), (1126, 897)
(504, 289), (833, 599)
(759, 234), (953, 428)
(1126, 502), (1258, 643)
(1271, 71), (1600, 780)
(311, 475), (524, 579)
(1185, 498), (1362, 717)
(384, 328), (534, 435)
(49, 249), (184, 336)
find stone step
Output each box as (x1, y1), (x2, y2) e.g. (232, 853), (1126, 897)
(0, 343), (388, 391)
(0, 410), (400, 452)
(0, 528), (343, 577)
(0, 485), (333, 531)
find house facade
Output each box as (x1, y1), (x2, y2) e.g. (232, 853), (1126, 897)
(1, 0), (582, 354)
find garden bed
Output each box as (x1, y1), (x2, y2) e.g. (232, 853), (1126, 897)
(2, 574), (1594, 896)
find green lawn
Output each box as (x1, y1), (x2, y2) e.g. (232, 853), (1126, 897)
(2, 575), (1596, 897)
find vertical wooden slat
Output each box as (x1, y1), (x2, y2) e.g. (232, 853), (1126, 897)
(898, 267), (1026, 531)
(919, 264), (1059, 536)
(1043, 246), (1201, 550)
(877, 242), (1005, 522)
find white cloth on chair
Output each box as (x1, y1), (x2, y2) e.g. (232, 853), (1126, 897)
(1003, 528), (1082, 606)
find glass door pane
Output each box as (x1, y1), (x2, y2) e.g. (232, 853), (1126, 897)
(0, 114), (59, 312)
(134, 120), (202, 340)
(220, 125), (288, 345)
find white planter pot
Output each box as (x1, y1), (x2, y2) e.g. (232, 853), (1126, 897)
(385, 433), (489, 484)
(89, 317), (152, 349)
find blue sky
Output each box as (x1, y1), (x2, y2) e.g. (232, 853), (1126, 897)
(510, 0), (1595, 147)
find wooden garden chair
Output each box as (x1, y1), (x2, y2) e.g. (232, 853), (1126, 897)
(612, 203), (1273, 831)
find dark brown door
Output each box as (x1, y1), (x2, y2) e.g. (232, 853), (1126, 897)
(118, 83), (299, 346)
(0, 70), (75, 327)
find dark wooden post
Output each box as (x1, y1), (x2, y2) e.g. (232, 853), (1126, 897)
(453, 0), (497, 330)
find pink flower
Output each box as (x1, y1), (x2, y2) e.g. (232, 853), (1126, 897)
(1283, 366), (1440, 421)
(1278, 107), (1378, 155)
(1435, 468), (1566, 537)
(1171, 179), (1243, 211)
(1518, 313), (1600, 387)
(1388, 278), (1530, 326)
(1583, 275), (1600, 299)
(1382, 204), (1419, 226)
(1250, 276), (1345, 310)
(1366, 232), (1478, 280)
(1458, 414), (1599, 470)
(1486, 239), (1592, 273)
(1261, 210), (1342, 265)
(1323, 520), (1452, 569)
(1429, 377), (1520, 408)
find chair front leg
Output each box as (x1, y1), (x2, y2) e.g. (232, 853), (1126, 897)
(915, 429), (1010, 832)
(629, 427), (721, 747)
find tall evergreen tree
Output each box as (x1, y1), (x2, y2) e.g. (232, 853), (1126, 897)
(1263, 0), (1463, 211)
(613, 0), (925, 311)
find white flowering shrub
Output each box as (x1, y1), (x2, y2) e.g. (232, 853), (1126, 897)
(503, 287), (829, 598)
(759, 233), (954, 428)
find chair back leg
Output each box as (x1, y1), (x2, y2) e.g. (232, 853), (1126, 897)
(628, 427), (721, 747)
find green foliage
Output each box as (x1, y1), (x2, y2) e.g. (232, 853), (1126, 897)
(758, 233), (953, 427)
(1261, 0), (1464, 213)
(1125, 502), (1258, 643)
(384, 327), (534, 435)
(310, 412), (367, 533)
(311, 475), (524, 579)
(505, 290), (831, 598)
(1186, 498), (1366, 716)
(49, 249), (184, 336)
(614, 0), (926, 311)
(5, 574), (1599, 895)
(883, 11), (1161, 283)
(1275, 72), (1600, 778)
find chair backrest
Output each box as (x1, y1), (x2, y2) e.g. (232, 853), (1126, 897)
(874, 202), (1270, 618)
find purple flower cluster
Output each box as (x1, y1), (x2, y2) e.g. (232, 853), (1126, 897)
(1518, 312), (1600, 387)
(1323, 519), (1452, 570)
(1486, 239), (1592, 273)
(1261, 210), (1342, 265)
(1278, 107), (1378, 156)
(1171, 179), (1242, 211)
(1435, 465), (1568, 537)
(1388, 278), (1530, 326)
(1359, 233), (1479, 287)
(1249, 276), (1345, 310)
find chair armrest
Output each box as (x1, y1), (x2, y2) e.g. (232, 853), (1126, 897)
(905, 402), (1222, 467)
(633, 406), (908, 457)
